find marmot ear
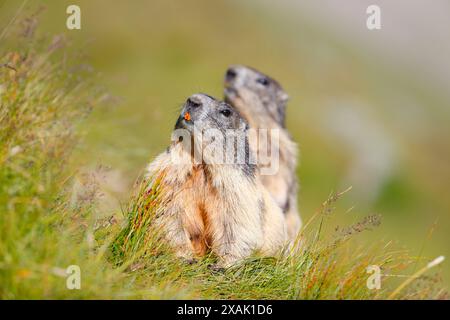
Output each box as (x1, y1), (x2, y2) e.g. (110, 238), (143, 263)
(239, 120), (249, 131)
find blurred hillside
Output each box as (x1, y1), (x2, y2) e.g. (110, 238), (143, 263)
(1, 0), (449, 285)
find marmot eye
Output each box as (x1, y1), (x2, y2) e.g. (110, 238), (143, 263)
(257, 77), (270, 86)
(220, 109), (232, 117)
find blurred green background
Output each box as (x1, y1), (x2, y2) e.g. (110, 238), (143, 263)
(1, 0), (449, 284)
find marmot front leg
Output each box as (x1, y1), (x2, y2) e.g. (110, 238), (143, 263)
(206, 198), (264, 268)
(159, 189), (207, 261)
(157, 206), (194, 261)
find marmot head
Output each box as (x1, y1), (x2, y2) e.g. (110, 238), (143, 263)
(173, 94), (254, 171)
(175, 93), (248, 133)
(224, 65), (289, 128)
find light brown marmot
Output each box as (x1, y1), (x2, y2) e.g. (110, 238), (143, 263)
(146, 93), (287, 267)
(224, 65), (301, 241)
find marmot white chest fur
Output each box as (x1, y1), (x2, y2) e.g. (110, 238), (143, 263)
(224, 65), (301, 240)
(146, 94), (287, 267)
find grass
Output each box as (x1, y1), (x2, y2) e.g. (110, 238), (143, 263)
(0, 16), (448, 300)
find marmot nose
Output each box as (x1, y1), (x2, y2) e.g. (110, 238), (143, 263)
(186, 96), (203, 110)
(225, 68), (237, 82)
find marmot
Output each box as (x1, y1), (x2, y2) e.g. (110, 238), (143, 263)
(223, 65), (301, 241)
(146, 93), (287, 267)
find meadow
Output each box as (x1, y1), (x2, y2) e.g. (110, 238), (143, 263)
(0, 0), (448, 299)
